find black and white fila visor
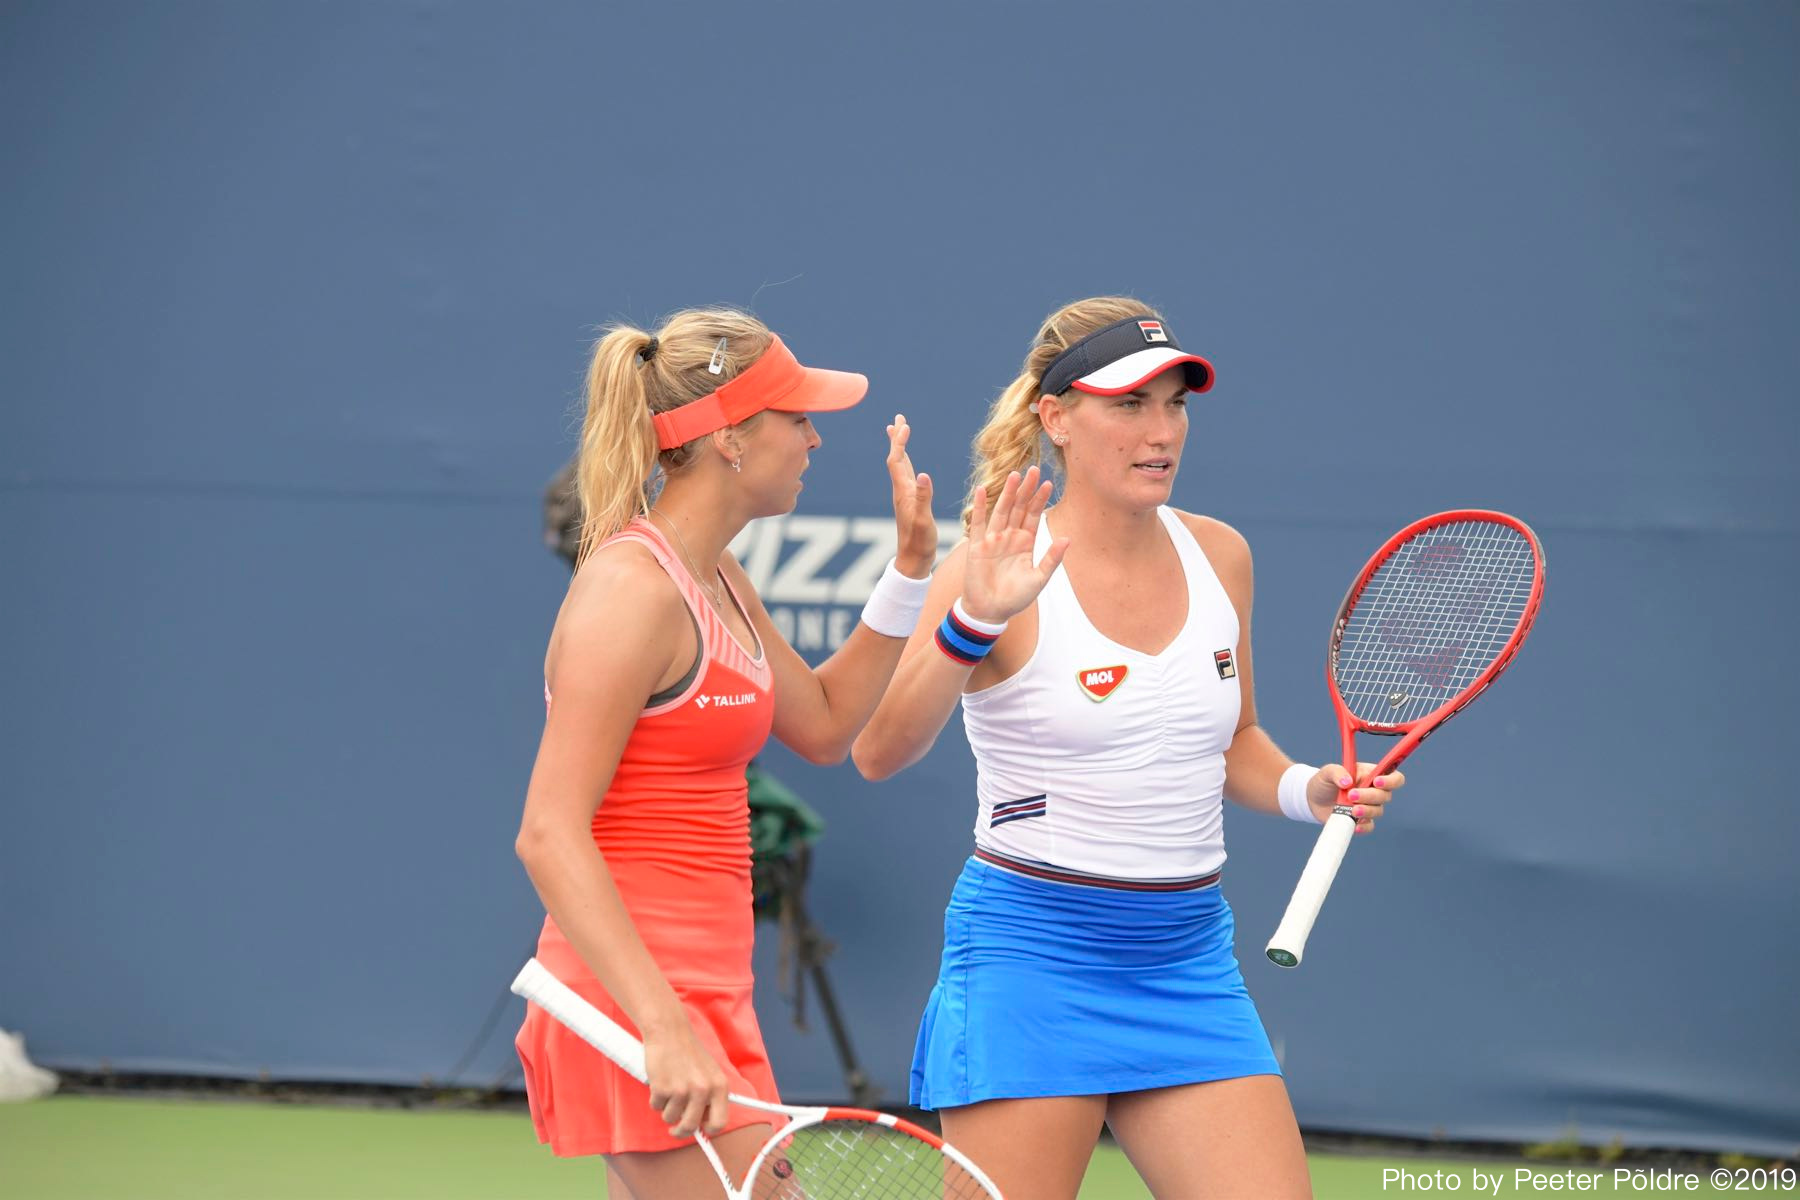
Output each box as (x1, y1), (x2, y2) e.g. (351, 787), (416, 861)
(1039, 316), (1215, 397)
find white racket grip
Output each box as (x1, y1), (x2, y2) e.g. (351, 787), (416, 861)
(1266, 810), (1358, 968)
(511, 958), (648, 1083)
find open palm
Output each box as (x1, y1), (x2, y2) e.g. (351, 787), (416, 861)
(885, 414), (937, 577)
(962, 465), (1069, 624)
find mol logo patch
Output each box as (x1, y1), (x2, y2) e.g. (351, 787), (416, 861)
(1076, 664), (1128, 702)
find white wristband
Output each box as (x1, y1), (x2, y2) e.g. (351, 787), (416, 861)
(1278, 762), (1323, 824)
(860, 558), (932, 638)
(951, 598), (1009, 636)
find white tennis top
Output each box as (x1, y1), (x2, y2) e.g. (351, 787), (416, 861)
(963, 506), (1242, 881)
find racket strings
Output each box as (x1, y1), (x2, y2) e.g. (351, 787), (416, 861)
(1333, 519), (1538, 726)
(750, 1119), (994, 1199)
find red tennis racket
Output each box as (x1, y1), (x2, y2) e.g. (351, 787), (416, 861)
(1266, 510), (1546, 968)
(511, 959), (1005, 1199)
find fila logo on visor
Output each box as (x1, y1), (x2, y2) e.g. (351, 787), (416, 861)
(1137, 320), (1169, 344)
(1077, 665), (1129, 702)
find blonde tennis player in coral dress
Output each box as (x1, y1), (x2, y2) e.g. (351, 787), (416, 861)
(514, 308), (940, 1199)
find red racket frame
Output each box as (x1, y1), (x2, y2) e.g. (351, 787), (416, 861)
(1267, 509), (1545, 968)
(1328, 508), (1546, 774)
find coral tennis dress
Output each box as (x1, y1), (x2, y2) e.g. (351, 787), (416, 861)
(515, 518), (777, 1155)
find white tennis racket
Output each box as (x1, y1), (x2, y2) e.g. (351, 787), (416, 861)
(511, 958), (1005, 1199)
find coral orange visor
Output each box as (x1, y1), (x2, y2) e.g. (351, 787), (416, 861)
(652, 336), (868, 450)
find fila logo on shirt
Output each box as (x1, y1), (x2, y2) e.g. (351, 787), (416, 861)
(1077, 665), (1129, 702)
(695, 693), (757, 709)
(1137, 320), (1169, 344)
(1214, 648), (1236, 680)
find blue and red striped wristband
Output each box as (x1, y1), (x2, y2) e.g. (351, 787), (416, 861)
(934, 600), (1008, 665)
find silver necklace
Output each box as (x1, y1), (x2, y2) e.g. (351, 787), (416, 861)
(649, 509), (727, 609)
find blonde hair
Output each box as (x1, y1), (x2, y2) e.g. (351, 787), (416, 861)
(574, 308), (774, 563)
(963, 296), (1161, 528)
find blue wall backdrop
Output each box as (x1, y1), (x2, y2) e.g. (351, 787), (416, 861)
(3, 0), (1795, 1158)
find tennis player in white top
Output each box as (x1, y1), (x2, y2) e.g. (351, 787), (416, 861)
(853, 296), (1406, 1200)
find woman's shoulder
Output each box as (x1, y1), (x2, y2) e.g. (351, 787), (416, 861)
(551, 539), (688, 662)
(1171, 508), (1251, 569)
(570, 537), (680, 605)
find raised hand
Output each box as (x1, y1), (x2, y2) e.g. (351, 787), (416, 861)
(962, 465), (1069, 624)
(886, 414), (937, 579)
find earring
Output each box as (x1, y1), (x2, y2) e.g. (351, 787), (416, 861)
(1053, 435), (1067, 446)
(731, 458), (742, 473)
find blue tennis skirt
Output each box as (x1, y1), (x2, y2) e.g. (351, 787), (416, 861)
(909, 856), (1280, 1109)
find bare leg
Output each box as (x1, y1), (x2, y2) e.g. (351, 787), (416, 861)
(939, 1095), (1109, 1200)
(1105, 1074), (1310, 1200)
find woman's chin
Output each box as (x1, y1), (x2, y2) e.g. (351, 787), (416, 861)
(755, 493), (802, 520)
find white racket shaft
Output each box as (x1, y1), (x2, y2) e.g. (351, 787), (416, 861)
(1265, 808), (1357, 967)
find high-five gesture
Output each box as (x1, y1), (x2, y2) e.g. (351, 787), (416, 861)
(887, 414), (938, 579)
(962, 465), (1069, 623)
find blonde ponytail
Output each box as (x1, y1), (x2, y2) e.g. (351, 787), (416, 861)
(574, 327), (660, 563)
(963, 295), (1161, 528)
(574, 308), (775, 563)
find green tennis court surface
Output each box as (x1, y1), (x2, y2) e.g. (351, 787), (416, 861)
(0, 1097), (1750, 1198)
